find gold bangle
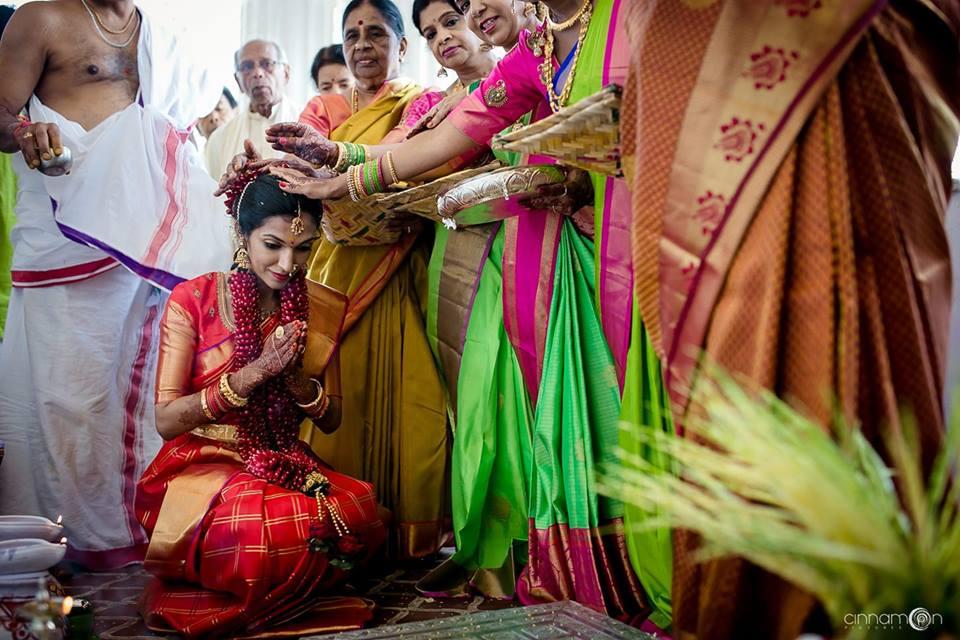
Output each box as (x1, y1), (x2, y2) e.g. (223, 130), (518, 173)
(297, 378), (326, 412)
(332, 142), (348, 173)
(219, 373), (248, 408)
(200, 388), (216, 421)
(384, 152), (400, 185)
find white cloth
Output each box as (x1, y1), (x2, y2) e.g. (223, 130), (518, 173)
(0, 9), (220, 567)
(33, 96), (233, 290)
(203, 98), (301, 178)
(0, 268), (164, 567)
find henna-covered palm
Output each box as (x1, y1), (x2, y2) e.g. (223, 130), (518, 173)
(270, 165), (345, 200)
(265, 122), (337, 166)
(234, 321), (306, 395)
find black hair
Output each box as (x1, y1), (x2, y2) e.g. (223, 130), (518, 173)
(310, 44), (347, 88)
(221, 87), (237, 109)
(341, 0), (405, 39)
(235, 174), (321, 237)
(0, 5), (15, 38)
(412, 0), (462, 35)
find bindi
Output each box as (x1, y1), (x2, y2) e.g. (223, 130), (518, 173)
(86, 64), (99, 75)
(358, 20), (364, 25)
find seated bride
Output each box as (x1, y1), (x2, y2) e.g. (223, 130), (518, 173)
(135, 171), (386, 638)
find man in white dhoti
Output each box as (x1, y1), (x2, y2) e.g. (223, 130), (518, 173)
(0, 0), (230, 570)
(204, 39), (301, 178)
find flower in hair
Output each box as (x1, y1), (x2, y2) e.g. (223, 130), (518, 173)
(222, 166), (267, 219)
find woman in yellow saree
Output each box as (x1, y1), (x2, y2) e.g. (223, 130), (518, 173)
(283, 0), (449, 560)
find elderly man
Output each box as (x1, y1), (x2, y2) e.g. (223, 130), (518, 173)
(204, 39), (300, 177)
(0, 0), (222, 569)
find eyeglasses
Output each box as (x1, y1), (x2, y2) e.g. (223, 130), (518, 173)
(237, 58), (282, 74)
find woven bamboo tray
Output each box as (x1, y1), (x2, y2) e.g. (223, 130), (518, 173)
(321, 163), (500, 244)
(492, 84), (621, 177)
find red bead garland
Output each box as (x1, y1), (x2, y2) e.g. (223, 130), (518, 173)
(229, 267), (316, 491)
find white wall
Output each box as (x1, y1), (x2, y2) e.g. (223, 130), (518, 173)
(136, 0), (243, 107)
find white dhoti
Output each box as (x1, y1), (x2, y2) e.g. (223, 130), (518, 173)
(0, 268), (163, 568)
(0, 12), (228, 568)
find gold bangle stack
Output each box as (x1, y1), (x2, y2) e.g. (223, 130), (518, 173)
(346, 164), (363, 202)
(219, 373), (249, 408)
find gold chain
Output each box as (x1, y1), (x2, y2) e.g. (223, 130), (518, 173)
(351, 87), (359, 114)
(540, 2), (592, 113)
(83, 0), (138, 35)
(547, 0), (591, 31)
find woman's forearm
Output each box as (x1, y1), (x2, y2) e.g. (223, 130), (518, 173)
(361, 121), (478, 181)
(155, 392), (212, 440)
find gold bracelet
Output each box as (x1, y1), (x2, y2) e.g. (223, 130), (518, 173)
(332, 142), (348, 173)
(297, 378), (326, 412)
(219, 373), (248, 408)
(200, 388), (216, 421)
(384, 152), (400, 185)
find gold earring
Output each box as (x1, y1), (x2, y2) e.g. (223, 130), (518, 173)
(234, 245), (251, 270)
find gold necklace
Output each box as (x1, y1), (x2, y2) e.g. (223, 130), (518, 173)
(539, 1), (592, 113)
(351, 87), (360, 114)
(547, 0), (591, 31)
(81, 0), (137, 35)
(79, 0), (139, 48)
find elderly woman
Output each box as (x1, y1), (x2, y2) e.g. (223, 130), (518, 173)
(282, 0), (449, 562)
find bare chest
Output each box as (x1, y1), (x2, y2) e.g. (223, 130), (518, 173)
(51, 30), (139, 88)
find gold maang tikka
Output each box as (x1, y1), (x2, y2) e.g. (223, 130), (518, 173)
(290, 202), (305, 236)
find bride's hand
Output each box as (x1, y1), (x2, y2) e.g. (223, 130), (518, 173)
(232, 320), (306, 395)
(271, 165), (349, 200)
(265, 122), (338, 166)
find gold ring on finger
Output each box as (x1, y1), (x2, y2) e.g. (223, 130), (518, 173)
(22, 132), (34, 139)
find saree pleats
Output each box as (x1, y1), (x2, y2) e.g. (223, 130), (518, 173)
(419, 225), (534, 599)
(618, 308), (675, 630)
(517, 220), (648, 623)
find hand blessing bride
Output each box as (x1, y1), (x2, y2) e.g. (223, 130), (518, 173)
(270, 164), (349, 201)
(265, 122), (338, 167)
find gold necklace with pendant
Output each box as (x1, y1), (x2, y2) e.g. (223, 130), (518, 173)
(547, 0), (591, 31)
(539, 1), (592, 113)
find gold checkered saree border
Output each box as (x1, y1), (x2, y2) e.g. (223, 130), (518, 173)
(492, 84), (622, 177)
